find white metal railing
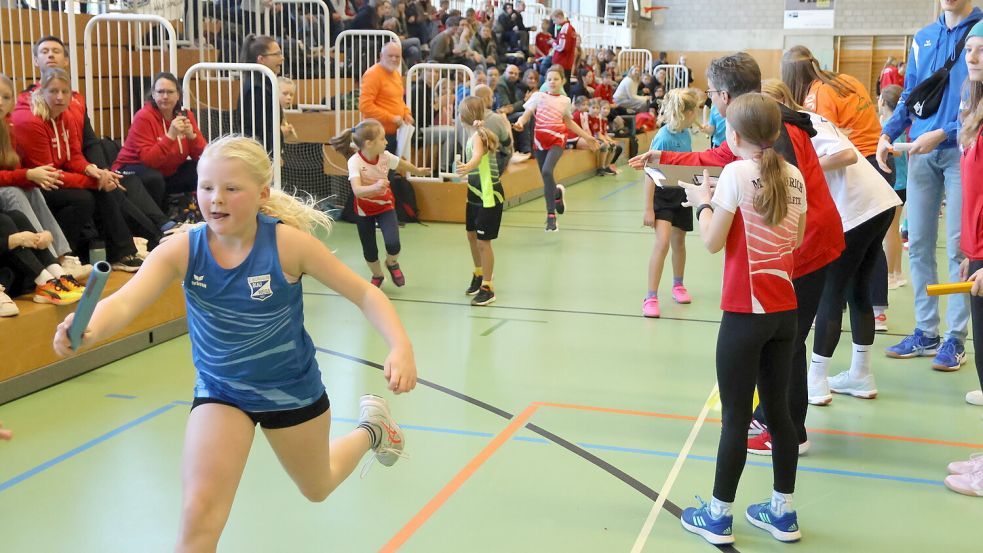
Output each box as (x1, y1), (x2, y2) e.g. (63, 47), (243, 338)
(654, 64), (690, 92)
(332, 29), (400, 136)
(182, 62), (282, 188)
(617, 48), (652, 75)
(83, 13), (178, 140)
(404, 62), (474, 181)
(0, 0), (80, 91)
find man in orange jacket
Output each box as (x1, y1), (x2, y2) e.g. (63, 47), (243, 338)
(359, 42), (415, 155)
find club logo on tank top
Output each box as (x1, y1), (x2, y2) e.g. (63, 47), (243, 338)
(248, 274), (273, 301)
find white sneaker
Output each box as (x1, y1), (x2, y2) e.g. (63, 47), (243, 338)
(0, 286), (19, 317)
(888, 274), (900, 290)
(829, 371), (878, 399)
(358, 394), (405, 467)
(949, 453), (983, 475)
(945, 470), (983, 497)
(60, 255), (92, 280)
(510, 152), (531, 164)
(748, 419), (767, 437)
(134, 237), (149, 260)
(798, 440), (811, 455)
(967, 390), (983, 406)
(807, 371), (832, 405)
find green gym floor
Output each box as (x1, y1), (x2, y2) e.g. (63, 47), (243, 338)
(1, 170), (982, 552)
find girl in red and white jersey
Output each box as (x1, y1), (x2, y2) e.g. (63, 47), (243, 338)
(513, 66), (598, 231)
(678, 93), (806, 545)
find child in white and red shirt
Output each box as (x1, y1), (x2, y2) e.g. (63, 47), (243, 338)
(331, 119), (427, 288)
(513, 66), (598, 231)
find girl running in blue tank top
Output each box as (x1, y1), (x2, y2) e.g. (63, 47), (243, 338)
(53, 136), (417, 552)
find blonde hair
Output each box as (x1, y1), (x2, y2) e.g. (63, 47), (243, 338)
(277, 76), (295, 91)
(328, 119), (385, 159)
(459, 96), (499, 153)
(199, 135), (332, 233)
(657, 87), (700, 132)
(727, 93), (789, 226)
(0, 74), (19, 169)
(31, 67), (71, 121)
(760, 79), (804, 112)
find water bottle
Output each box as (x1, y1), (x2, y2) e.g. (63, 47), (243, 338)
(88, 240), (107, 264)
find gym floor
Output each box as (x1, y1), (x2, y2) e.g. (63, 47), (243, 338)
(1, 170), (981, 552)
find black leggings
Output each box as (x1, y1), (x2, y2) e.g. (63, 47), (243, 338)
(867, 155), (894, 308)
(609, 143), (623, 165)
(42, 188), (137, 263)
(970, 260), (983, 392)
(814, 208), (895, 357)
(355, 209), (400, 263)
(0, 210), (57, 292)
(753, 264), (828, 443)
(121, 161), (199, 210)
(535, 146), (563, 214)
(714, 310), (799, 502)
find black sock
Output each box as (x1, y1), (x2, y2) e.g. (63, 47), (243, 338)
(358, 422), (380, 449)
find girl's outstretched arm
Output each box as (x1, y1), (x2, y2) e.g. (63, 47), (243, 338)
(53, 236), (188, 356)
(278, 226), (417, 394)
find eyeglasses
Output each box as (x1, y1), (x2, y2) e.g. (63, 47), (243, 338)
(705, 89), (720, 97)
(262, 51), (284, 58)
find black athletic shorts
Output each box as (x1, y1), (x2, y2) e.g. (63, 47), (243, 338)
(653, 187), (693, 232)
(465, 202), (504, 240)
(191, 391), (330, 429)
(894, 187), (906, 204)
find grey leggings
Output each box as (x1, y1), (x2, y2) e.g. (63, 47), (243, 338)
(535, 146), (563, 214)
(0, 187), (71, 258)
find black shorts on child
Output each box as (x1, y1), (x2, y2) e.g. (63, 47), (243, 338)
(466, 202), (504, 241)
(191, 391), (330, 429)
(653, 187), (693, 232)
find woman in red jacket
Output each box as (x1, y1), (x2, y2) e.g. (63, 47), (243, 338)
(113, 72), (206, 219)
(11, 67), (142, 272)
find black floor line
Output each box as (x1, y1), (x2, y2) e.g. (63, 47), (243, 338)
(315, 346), (740, 552)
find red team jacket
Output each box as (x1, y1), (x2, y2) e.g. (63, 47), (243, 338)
(112, 101), (207, 176)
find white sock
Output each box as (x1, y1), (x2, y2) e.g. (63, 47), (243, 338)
(808, 353), (832, 381)
(34, 269), (55, 286)
(46, 264), (65, 278)
(849, 343), (872, 379)
(709, 497), (732, 519)
(770, 490), (794, 516)
(873, 306), (885, 317)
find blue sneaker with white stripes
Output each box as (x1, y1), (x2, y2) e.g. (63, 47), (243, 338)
(746, 501), (802, 542)
(885, 328), (940, 359)
(932, 337), (967, 372)
(680, 497), (734, 545)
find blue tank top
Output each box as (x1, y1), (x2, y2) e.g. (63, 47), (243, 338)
(184, 214), (324, 412)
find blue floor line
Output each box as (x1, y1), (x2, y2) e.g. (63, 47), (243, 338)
(105, 394), (137, 400)
(599, 181), (636, 200)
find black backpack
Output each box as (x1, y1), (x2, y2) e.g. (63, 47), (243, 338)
(390, 173), (420, 223)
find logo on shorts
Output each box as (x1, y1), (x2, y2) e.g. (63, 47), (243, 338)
(247, 274), (273, 301)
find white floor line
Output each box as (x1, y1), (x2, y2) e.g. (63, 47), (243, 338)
(629, 383), (719, 553)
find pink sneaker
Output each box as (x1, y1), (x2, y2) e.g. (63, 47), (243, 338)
(672, 284), (692, 304)
(642, 296), (660, 318)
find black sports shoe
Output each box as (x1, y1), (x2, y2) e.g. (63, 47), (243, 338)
(554, 184), (566, 214)
(545, 214), (558, 232)
(465, 273), (482, 295)
(111, 255), (143, 273)
(471, 285), (496, 306)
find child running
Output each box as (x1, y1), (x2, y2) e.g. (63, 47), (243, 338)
(330, 119), (428, 288)
(676, 94), (806, 545)
(641, 87), (701, 317)
(53, 136), (417, 551)
(456, 96), (505, 306)
(513, 65), (598, 232)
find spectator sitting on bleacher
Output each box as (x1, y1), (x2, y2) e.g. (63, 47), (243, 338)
(1, 72), (81, 275)
(614, 66), (655, 114)
(470, 84), (517, 165)
(402, 0), (433, 45)
(455, 19), (485, 68)
(470, 23), (500, 68)
(486, 66), (501, 96)
(512, 1), (535, 53)
(429, 16), (468, 66)
(239, 34), (283, 159)
(326, 0), (354, 43)
(113, 72), (207, 233)
(350, 0), (391, 31)
(517, 68), (540, 100)
(382, 15), (423, 68)
(496, 2), (520, 53)
(493, 64), (532, 154)
(571, 68), (597, 99)
(12, 68), (142, 272)
(532, 18), (552, 62)
(359, 41), (414, 156)
(0, 208), (84, 309)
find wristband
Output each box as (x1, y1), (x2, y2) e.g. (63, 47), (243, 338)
(696, 203), (714, 219)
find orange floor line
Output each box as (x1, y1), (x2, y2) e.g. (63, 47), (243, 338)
(532, 401), (719, 422)
(379, 404), (540, 552)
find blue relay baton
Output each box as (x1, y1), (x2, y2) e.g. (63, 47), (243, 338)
(68, 261), (112, 350)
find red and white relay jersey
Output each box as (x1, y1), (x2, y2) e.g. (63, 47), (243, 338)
(524, 91), (572, 151)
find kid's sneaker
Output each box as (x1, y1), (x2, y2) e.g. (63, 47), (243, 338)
(672, 284), (691, 304)
(885, 328), (940, 359)
(465, 273), (482, 295)
(386, 263), (406, 287)
(642, 296), (660, 318)
(554, 184), (566, 214)
(370, 275), (385, 288)
(680, 497), (734, 545)
(545, 214), (558, 232)
(358, 394), (405, 467)
(472, 285), (496, 306)
(948, 453), (983, 475)
(746, 501), (802, 542)
(944, 471), (983, 497)
(828, 371), (878, 399)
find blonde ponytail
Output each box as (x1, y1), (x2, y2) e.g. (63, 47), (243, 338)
(657, 87), (701, 132)
(200, 135), (332, 234)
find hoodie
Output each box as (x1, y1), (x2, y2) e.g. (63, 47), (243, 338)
(882, 8), (983, 148)
(11, 96), (97, 189)
(0, 115), (32, 189)
(660, 104), (844, 279)
(112, 101), (207, 176)
(962, 127), (983, 259)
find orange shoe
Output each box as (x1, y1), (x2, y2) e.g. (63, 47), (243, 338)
(58, 275), (86, 296)
(34, 279), (80, 306)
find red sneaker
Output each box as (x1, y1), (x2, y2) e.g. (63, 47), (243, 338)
(370, 275), (385, 288)
(747, 431), (774, 456)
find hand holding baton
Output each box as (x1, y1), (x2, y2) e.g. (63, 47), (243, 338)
(926, 282), (974, 296)
(68, 261), (112, 350)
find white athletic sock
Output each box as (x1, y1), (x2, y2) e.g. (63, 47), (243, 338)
(34, 269), (56, 286)
(709, 497), (732, 519)
(808, 353), (832, 381)
(47, 264), (65, 278)
(770, 490), (794, 516)
(849, 343), (872, 379)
